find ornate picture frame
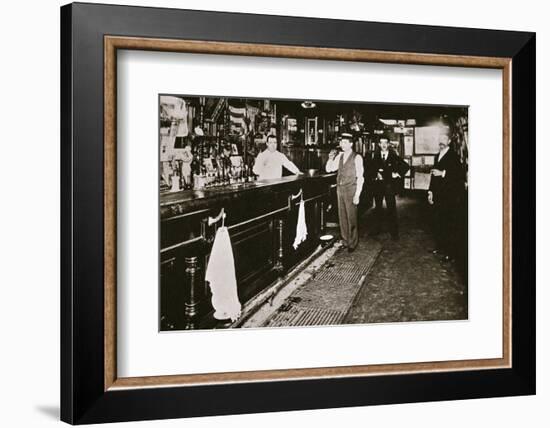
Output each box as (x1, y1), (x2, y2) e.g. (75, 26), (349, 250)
(61, 3), (535, 424)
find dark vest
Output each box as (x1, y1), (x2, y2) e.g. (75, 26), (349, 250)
(337, 152), (357, 187)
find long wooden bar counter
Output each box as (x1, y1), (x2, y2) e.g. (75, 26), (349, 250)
(160, 172), (337, 330)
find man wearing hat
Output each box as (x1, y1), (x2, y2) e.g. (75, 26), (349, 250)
(326, 133), (364, 252)
(368, 136), (409, 240)
(427, 130), (464, 261)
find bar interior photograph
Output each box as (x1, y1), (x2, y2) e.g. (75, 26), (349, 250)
(159, 95), (469, 331)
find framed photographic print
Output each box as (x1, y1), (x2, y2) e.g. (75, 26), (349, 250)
(61, 2), (535, 424)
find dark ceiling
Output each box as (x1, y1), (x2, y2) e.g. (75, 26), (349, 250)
(179, 95), (467, 128)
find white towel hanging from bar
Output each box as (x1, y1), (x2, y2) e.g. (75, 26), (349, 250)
(293, 198), (308, 249)
(205, 226), (241, 322)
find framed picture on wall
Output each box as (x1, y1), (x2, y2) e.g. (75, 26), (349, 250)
(61, 2), (535, 424)
(404, 135), (414, 156)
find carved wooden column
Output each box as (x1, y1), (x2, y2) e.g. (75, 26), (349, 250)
(274, 218), (285, 273)
(320, 201), (326, 235)
(159, 258), (176, 330)
(310, 200), (319, 237)
(183, 256), (201, 329)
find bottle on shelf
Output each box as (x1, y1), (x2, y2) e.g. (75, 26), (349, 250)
(223, 166), (229, 186)
(216, 167), (222, 187)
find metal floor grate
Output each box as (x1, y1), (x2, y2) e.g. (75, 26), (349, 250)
(264, 307), (344, 327)
(260, 241), (382, 328)
(314, 262), (367, 284)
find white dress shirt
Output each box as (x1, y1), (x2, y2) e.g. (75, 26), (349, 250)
(253, 149), (301, 180)
(325, 151), (365, 199)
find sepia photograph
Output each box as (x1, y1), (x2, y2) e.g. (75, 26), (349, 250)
(159, 95), (468, 331)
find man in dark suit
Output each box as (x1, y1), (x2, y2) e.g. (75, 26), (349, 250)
(428, 130), (465, 261)
(368, 137), (410, 240)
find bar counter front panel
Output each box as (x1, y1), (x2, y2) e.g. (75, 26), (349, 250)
(160, 173), (337, 330)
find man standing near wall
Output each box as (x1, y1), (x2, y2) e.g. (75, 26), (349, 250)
(326, 133), (365, 252)
(428, 130), (464, 261)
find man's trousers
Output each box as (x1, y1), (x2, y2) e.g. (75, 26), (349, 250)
(337, 184), (358, 249)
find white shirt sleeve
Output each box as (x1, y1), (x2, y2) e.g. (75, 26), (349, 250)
(354, 155), (364, 199)
(325, 153), (341, 173)
(281, 153), (301, 175)
(252, 152), (264, 176)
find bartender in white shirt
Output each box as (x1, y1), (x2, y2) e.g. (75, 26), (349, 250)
(253, 135), (302, 180)
(325, 133), (364, 252)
